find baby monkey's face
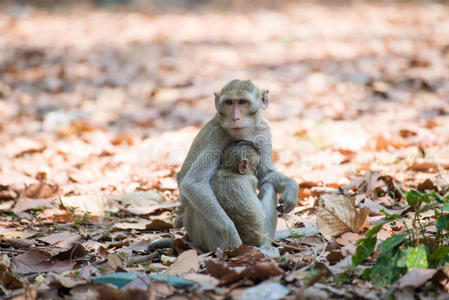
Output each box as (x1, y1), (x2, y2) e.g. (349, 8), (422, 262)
(222, 144), (261, 176)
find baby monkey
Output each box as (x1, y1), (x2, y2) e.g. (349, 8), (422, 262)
(211, 140), (265, 247)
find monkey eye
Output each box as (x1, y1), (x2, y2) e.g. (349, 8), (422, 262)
(238, 99), (248, 105)
(224, 100), (233, 106)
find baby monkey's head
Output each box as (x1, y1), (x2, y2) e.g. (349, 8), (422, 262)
(221, 140), (260, 175)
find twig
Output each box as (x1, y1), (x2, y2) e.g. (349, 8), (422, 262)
(255, 230), (304, 251)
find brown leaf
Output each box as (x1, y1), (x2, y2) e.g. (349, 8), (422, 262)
(107, 253), (124, 272)
(0, 187), (17, 200)
(126, 203), (179, 216)
(205, 259), (283, 285)
(316, 194), (369, 240)
(326, 250), (346, 264)
(12, 198), (54, 214)
(148, 281), (176, 300)
(38, 232), (81, 248)
(335, 232), (362, 247)
(2, 238), (35, 249)
(165, 249), (199, 275)
(181, 273), (219, 290)
(47, 272), (87, 288)
(24, 181), (59, 199)
(145, 219), (173, 230)
(409, 160), (449, 173)
(11, 248), (75, 274)
(0, 271), (23, 290)
(225, 245), (264, 259)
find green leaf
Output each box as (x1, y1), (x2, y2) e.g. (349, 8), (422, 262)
(397, 248), (413, 268)
(406, 190), (422, 207)
(352, 236), (377, 266)
(429, 245), (449, 262)
(363, 267), (372, 280)
(369, 249), (405, 287)
(406, 245), (428, 270)
(357, 222), (386, 245)
(429, 191), (443, 203)
(436, 214), (449, 231)
(443, 202), (449, 212)
(378, 233), (407, 253)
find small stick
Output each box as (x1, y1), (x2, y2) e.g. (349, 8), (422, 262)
(255, 231), (304, 251)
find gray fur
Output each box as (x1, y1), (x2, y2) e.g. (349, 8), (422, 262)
(175, 79), (299, 252)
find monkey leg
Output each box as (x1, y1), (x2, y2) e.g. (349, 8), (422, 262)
(258, 182), (278, 244)
(183, 203), (227, 252)
(257, 183), (280, 257)
(174, 195), (186, 228)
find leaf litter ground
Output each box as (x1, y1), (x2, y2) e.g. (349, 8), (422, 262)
(0, 1), (449, 299)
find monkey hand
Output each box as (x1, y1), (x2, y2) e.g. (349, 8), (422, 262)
(277, 181), (299, 213)
(219, 219), (242, 249)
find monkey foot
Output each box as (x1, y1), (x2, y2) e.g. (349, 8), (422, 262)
(257, 245), (280, 257)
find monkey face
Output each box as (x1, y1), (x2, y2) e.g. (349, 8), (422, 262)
(217, 97), (257, 130)
(214, 80), (269, 136)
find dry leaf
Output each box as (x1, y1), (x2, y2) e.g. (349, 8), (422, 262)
(24, 182), (59, 199)
(165, 249), (199, 275)
(107, 253), (124, 272)
(38, 232), (81, 249)
(11, 249), (75, 274)
(398, 268), (438, 288)
(316, 194), (369, 240)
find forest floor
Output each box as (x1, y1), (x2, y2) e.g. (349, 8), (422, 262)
(1, 1), (449, 299)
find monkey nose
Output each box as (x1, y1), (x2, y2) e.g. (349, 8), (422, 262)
(233, 117), (240, 121)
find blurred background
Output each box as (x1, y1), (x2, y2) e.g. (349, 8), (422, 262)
(1, 0), (449, 201)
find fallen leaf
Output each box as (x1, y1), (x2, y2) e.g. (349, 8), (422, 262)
(145, 219), (173, 230)
(335, 232), (362, 246)
(38, 232), (81, 248)
(149, 274), (196, 289)
(0, 271), (23, 290)
(181, 273), (219, 290)
(398, 268), (438, 288)
(59, 195), (114, 216)
(239, 281), (290, 300)
(94, 272), (143, 289)
(110, 191), (164, 207)
(316, 194), (369, 240)
(362, 198), (407, 216)
(24, 182), (59, 199)
(158, 177), (177, 190)
(125, 202), (179, 216)
(2, 238), (35, 249)
(47, 272), (87, 288)
(112, 221), (149, 231)
(165, 249), (199, 275)
(11, 249), (75, 274)
(107, 253), (124, 272)
(326, 250), (346, 264)
(12, 198), (54, 214)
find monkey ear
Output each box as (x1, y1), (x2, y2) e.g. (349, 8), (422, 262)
(261, 90), (269, 109)
(238, 158), (249, 174)
(214, 92), (220, 109)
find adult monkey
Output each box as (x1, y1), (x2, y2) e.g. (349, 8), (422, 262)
(176, 79), (298, 253)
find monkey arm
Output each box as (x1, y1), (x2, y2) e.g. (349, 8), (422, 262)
(257, 139), (298, 213)
(180, 150), (242, 248)
(259, 170), (298, 213)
